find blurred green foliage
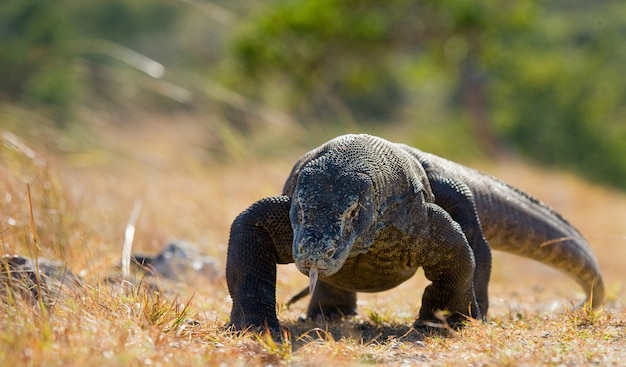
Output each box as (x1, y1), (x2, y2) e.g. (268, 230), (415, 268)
(0, 0), (625, 188)
(0, 0), (184, 124)
(229, 0), (626, 187)
(230, 0), (414, 121)
(0, 1), (75, 122)
(488, 1), (626, 186)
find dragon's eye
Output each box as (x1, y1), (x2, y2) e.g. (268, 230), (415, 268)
(344, 201), (359, 227)
(346, 207), (357, 220)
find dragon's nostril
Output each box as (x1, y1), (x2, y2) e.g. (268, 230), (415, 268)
(325, 248), (336, 258)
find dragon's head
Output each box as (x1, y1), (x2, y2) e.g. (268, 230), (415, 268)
(290, 163), (375, 292)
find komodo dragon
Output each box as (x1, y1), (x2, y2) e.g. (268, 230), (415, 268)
(226, 134), (604, 333)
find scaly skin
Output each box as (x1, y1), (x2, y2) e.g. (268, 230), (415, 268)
(403, 148), (605, 310)
(226, 134), (605, 334)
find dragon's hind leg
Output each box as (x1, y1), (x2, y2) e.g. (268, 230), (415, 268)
(307, 281), (357, 321)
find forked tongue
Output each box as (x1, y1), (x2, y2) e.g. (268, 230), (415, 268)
(309, 267), (319, 295)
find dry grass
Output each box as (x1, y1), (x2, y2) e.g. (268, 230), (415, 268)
(1, 117), (625, 366)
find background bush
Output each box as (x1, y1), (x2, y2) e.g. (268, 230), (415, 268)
(1, 0), (625, 188)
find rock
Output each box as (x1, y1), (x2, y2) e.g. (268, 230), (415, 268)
(0, 255), (80, 306)
(132, 240), (219, 281)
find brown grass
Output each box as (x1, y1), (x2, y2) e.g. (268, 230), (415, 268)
(1, 117), (624, 366)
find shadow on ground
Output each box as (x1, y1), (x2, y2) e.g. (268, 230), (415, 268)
(283, 318), (429, 349)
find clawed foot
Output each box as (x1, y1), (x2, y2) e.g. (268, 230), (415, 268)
(412, 319), (458, 337)
(226, 317), (286, 341)
(413, 311), (477, 337)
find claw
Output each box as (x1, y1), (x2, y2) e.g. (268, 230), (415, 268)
(309, 267), (318, 296)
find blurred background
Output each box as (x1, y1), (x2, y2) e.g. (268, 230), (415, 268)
(1, 0), (625, 187)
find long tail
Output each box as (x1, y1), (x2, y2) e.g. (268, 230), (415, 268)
(473, 176), (605, 308)
(286, 287), (309, 307)
(411, 149), (605, 309)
